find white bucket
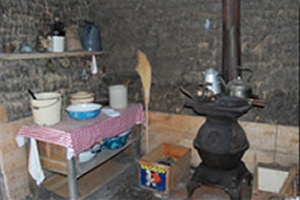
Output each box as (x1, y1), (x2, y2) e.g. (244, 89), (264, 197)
(109, 85), (128, 109)
(30, 92), (62, 126)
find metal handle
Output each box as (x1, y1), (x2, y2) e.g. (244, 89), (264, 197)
(32, 98), (60, 110)
(28, 89), (37, 100)
(236, 67), (253, 82)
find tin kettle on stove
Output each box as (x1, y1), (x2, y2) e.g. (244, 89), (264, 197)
(219, 67), (253, 99)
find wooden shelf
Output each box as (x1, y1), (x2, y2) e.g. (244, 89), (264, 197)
(38, 126), (141, 199)
(43, 158), (131, 199)
(38, 127), (141, 176)
(77, 134), (139, 177)
(41, 133), (140, 199)
(0, 51), (109, 61)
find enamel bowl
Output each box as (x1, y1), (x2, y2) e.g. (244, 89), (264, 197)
(101, 129), (131, 150)
(78, 143), (102, 163)
(66, 103), (102, 120)
(78, 149), (96, 163)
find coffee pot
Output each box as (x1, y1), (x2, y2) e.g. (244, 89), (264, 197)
(202, 67), (221, 95)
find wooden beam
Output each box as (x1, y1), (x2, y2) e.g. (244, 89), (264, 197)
(0, 51), (109, 61)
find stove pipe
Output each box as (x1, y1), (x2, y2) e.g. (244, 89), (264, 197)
(222, 0), (241, 83)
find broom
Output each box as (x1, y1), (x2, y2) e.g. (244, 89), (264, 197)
(135, 50), (152, 153)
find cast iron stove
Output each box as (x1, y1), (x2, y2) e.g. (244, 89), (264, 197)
(186, 95), (253, 200)
(185, 0), (258, 199)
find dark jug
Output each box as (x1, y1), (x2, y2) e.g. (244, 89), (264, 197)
(81, 21), (102, 52)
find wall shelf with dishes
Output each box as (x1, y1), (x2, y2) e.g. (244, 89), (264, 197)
(0, 51), (109, 61)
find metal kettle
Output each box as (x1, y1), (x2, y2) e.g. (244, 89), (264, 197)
(220, 67), (253, 99)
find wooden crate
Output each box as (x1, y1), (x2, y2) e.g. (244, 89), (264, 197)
(251, 163), (299, 200)
(139, 143), (191, 195)
(37, 141), (70, 174)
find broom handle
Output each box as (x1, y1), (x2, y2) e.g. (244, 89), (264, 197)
(144, 91), (150, 153)
(145, 105), (149, 154)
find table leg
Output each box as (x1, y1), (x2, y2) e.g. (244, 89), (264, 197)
(133, 138), (141, 162)
(133, 127), (141, 162)
(66, 157), (79, 200)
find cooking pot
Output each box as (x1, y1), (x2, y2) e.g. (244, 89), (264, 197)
(219, 67), (253, 99)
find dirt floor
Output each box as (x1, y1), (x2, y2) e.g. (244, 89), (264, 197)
(23, 143), (256, 200)
(25, 162), (253, 200)
(26, 163), (162, 200)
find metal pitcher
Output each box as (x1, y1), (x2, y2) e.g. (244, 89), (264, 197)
(202, 67), (221, 95)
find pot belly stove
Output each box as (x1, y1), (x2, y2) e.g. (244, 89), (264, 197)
(185, 0), (262, 198)
(186, 95), (253, 200)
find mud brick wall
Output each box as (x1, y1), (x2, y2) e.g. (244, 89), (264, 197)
(0, 0), (299, 125)
(91, 0), (299, 126)
(0, 0), (92, 46)
(0, 58), (109, 122)
(0, 0), (111, 122)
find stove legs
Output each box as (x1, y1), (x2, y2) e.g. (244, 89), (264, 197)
(187, 182), (242, 200)
(187, 162), (252, 200)
(225, 185), (241, 200)
(187, 181), (202, 198)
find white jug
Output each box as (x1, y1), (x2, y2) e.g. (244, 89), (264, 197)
(109, 85), (128, 109)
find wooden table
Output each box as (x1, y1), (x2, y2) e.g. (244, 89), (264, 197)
(17, 104), (144, 199)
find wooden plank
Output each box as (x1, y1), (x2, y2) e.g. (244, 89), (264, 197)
(280, 165), (298, 195)
(43, 160), (130, 199)
(39, 156), (67, 174)
(0, 104), (7, 123)
(0, 117), (32, 200)
(0, 117), (32, 144)
(162, 143), (190, 159)
(37, 141), (67, 162)
(0, 51), (109, 61)
(0, 136), (25, 156)
(142, 131), (199, 166)
(169, 148), (191, 192)
(1, 148), (28, 172)
(0, 154), (30, 200)
(149, 111), (205, 141)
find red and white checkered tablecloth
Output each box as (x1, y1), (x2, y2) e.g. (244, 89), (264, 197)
(17, 104), (145, 155)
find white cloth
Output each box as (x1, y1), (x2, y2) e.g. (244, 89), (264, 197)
(16, 136), (73, 184)
(101, 108), (120, 117)
(28, 138), (45, 185)
(16, 136), (25, 147)
(67, 147), (75, 160)
(90, 54), (98, 75)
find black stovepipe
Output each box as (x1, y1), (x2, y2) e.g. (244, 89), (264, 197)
(222, 0), (241, 83)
